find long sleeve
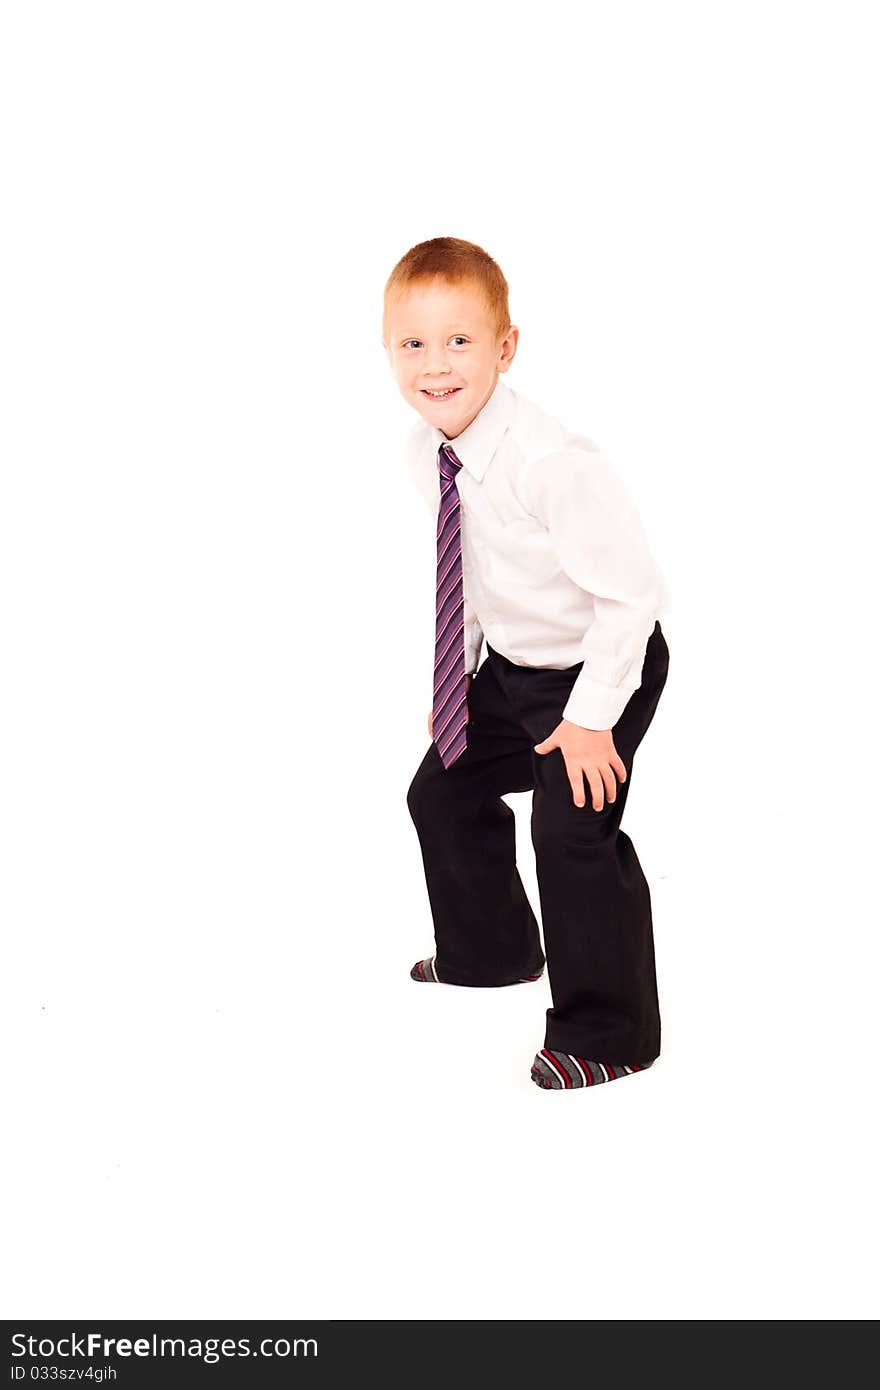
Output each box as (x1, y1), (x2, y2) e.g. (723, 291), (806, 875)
(525, 446), (664, 730)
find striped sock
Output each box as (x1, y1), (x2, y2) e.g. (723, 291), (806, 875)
(530, 1049), (654, 1089)
(410, 956), (442, 982)
(410, 956), (544, 985)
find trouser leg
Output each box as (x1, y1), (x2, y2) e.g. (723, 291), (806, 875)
(520, 624), (670, 1062)
(406, 652), (544, 985)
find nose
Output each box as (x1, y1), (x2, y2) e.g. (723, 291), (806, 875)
(422, 347), (451, 377)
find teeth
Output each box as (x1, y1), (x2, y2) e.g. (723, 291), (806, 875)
(426, 388), (457, 397)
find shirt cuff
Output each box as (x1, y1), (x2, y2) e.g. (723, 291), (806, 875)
(562, 672), (636, 731)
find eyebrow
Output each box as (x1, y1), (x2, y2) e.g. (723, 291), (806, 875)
(399, 330), (474, 340)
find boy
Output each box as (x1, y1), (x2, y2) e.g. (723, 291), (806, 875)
(383, 237), (670, 1091)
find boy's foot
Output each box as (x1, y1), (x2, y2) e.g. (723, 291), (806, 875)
(530, 1049), (654, 1089)
(410, 956), (545, 985)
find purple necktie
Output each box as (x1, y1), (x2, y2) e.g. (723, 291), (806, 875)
(433, 442), (469, 768)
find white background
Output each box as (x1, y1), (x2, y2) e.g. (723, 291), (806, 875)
(2, 0), (878, 1320)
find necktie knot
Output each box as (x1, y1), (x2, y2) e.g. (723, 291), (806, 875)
(437, 443), (463, 482)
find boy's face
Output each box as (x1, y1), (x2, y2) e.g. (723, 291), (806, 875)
(384, 277), (518, 439)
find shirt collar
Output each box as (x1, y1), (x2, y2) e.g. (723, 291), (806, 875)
(427, 375), (516, 483)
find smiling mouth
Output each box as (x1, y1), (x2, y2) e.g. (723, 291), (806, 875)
(422, 387), (462, 400)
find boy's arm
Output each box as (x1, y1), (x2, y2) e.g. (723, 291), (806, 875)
(525, 446), (665, 731)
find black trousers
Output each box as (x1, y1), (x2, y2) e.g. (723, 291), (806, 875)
(406, 621), (670, 1064)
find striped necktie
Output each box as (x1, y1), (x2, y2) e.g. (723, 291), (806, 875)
(433, 442), (469, 768)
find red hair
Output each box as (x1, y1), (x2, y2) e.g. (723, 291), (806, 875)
(383, 236), (511, 343)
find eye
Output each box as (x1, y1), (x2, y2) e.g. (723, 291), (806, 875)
(451, 336), (469, 346)
(403, 340), (422, 350)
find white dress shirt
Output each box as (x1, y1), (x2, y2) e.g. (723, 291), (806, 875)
(403, 375), (670, 731)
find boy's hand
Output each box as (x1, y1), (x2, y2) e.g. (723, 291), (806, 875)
(429, 673), (472, 739)
(534, 720), (627, 810)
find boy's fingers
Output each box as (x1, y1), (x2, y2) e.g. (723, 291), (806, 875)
(600, 766), (617, 804)
(567, 766), (586, 808)
(586, 766), (605, 811)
